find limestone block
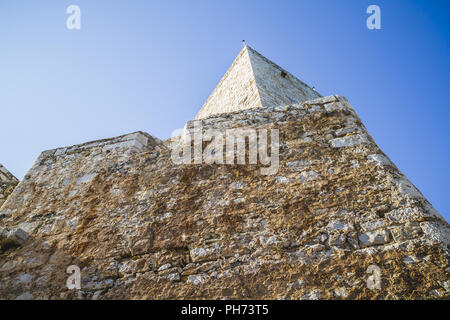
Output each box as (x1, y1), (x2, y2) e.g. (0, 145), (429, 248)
(359, 229), (390, 247)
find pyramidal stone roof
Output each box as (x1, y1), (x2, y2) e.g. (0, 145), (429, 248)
(0, 164), (18, 208)
(195, 45), (321, 119)
(0, 164), (17, 183)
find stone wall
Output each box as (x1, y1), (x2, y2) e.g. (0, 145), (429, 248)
(0, 164), (18, 208)
(0, 95), (448, 300)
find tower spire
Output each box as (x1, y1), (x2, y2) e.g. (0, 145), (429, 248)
(195, 46), (320, 119)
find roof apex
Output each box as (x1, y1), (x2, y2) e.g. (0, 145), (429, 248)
(0, 163), (18, 183)
(195, 45), (320, 119)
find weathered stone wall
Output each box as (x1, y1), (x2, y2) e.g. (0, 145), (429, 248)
(0, 95), (448, 300)
(0, 164), (18, 208)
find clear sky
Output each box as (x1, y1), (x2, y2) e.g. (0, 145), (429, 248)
(0, 1), (449, 220)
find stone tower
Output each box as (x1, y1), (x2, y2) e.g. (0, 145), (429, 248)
(195, 45), (320, 119)
(0, 46), (448, 300)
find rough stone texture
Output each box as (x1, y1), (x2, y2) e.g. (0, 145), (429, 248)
(0, 164), (19, 208)
(0, 227), (29, 250)
(0, 94), (448, 300)
(0, 46), (449, 300)
(195, 46), (320, 120)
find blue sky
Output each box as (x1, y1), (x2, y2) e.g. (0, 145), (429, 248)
(0, 1), (449, 220)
